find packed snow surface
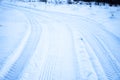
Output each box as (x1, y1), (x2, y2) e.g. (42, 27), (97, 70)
(0, 1), (120, 80)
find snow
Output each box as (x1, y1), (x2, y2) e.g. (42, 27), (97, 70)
(4, 1), (120, 37)
(0, 5), (31, 79)
(0, 1), (120, 80)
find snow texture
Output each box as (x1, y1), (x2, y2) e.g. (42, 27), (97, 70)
(0, 1), (120, 80)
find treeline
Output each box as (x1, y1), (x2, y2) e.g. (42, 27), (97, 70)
(76, 0), (120, 5)
(15, 0), (120, 5)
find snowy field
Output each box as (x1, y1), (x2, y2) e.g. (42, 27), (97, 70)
(0, 1), (120, 80)
(4, 1), (120, 37)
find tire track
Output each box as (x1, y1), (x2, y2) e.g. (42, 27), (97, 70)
(0, 10), (42, 80)
(93, 35), (120, 80)
(20, 21), (50, 80)
(0, 5), (28, 70)
(72, 30), (99, 80)
(1, 3), (120, 80)
(82, 29), (120, 80)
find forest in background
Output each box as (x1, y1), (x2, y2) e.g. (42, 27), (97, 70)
(17, 0), (120, 6)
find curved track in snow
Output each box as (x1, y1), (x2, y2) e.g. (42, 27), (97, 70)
(0, 3), (120, 80)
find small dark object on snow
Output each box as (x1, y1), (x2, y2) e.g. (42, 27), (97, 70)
(0, 25), (2, 27)
(80, 38), (83, 41)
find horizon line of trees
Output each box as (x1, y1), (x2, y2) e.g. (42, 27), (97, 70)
(78, 0), (120, 6)
(11, 0), (120, 5)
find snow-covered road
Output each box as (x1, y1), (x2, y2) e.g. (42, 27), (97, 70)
(0, 3), (120, 80)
